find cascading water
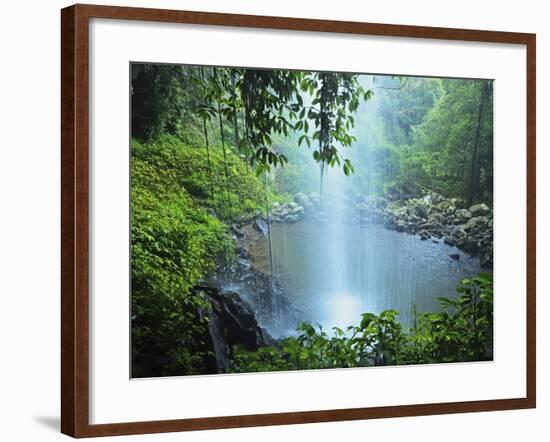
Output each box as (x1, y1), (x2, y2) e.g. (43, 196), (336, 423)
(229, 75), (484, 338)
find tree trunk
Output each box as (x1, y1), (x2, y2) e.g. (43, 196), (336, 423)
(467, 81), (490, 207)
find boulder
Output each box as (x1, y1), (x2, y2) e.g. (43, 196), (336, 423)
(291, 205), (304, 215)
(231, 225), (245, 238)
(449, 253), (460, 260)
(428, 213), (444, 224)
(455, 209), (473, 221)
(293, 193), (310, 206)
(395, 220), (407, 232)
(430, 192), (445, 204)
(464, 216), (488, 232)
(253, 219), (269, 235)
(456, 236), (479, 254)
(285, 214), (299, 224)
(196, 288), (274, 374)
(413, 204), (429, 219)
(469, 203), (491, 216)
(443, 236), (456, 246)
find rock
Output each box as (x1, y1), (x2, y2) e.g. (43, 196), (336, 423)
(205, 289), (274, 372)
(395, 220), (407, 232)
(291, 205), (304, 215)
(455, 209), (473, 221)
(449, 253), (460, 260)
(237, 257), (251, 269)
(430, 192), (445, 204)
(453, 228), (466, 239)
(456, 237), (479, 254)
(293, 193), (310, 206)
(413, 204), (429, 219)
(444, 236), (456, 246)
(464, 216), (488, 232)
(469, 203), (491, 216)
(480, 252), (493, 268)
(253, 219), (269, 235)
(419, 230), (430, 240)
(285, 214), (299, 224)
(272, 201), (280, 209)
(428, 213), (444, 224)
(231, 225), (244, 238)
(438, 199), (456, 213)
(376, 197), (388, 209)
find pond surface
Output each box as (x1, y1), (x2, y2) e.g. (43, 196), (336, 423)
(258, 221), (482, 332)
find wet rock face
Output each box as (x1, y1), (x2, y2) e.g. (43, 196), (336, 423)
(199, 288), (274, 373)
(218, 222), (309, 337)
(253, 219), (268, 236)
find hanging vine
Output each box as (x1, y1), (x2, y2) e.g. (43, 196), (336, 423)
(196, 67), (217, 210)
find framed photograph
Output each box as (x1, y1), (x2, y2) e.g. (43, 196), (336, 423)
(61, 4), (536, 437)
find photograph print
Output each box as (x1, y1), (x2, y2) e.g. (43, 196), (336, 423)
(130, 63), (494, 378)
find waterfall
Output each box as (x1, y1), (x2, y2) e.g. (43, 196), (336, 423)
(263, 172), (277, 320)
(233, 75), (485, 337)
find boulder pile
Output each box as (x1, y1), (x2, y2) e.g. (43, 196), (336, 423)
(355, 193), (493, 268)
(269, 192), (325, 224)
(267, 190), (493, 269)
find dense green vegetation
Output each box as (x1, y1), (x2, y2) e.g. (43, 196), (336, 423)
(130, 63), (493, 377)
(345, 77), (493, 204)
(232, 274), (493, 372)
(131, 136), (270, 376)
(131, 64), (374, 376)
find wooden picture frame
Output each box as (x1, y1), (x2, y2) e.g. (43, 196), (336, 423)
(61, 3), (536, 437)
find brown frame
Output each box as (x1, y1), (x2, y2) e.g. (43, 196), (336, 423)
(61, 3), (536, 438)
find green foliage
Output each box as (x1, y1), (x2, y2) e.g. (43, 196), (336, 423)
(231, 274), (493, 373)
(296, 72), (368, 176)
(405, 79), (493, 200)
(131, 134), (273, 377)
(344, 77), (492, 203)
(132, 64), (372, 177)
(132, 64), (205, 144)
(131, 152), (234, 376)
(132, 135), (267, 222)
(129, 66), (495, 378)
(405, 272), (493, 363)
